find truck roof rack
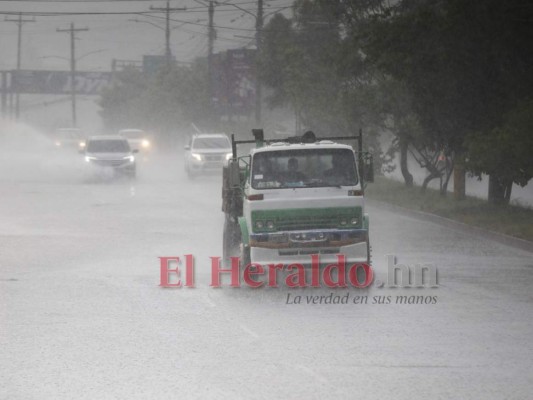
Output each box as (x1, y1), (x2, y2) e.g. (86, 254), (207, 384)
(230, 129), (363, 160)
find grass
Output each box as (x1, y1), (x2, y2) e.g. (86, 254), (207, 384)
(365, 176), (533, 242)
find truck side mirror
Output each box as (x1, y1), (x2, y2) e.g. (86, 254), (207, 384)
(363, 154), (374, 183)
(227, 159), (241, 187)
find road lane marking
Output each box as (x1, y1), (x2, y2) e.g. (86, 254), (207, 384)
(295, 364), (329, 384)
(239, 323), (260, 339)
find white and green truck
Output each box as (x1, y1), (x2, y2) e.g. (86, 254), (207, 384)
(222, 129), (373, 267)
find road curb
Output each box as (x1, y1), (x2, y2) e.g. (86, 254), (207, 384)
(367, 199), (533, 254)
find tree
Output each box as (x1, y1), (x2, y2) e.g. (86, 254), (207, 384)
(260, 2), (346, 133)
(361, 0), (533, 196)
(465, 100), (533, 205)
(99, 60), (210, 146)
(99, 66), (148, 131)
(259, 0), (394, 172)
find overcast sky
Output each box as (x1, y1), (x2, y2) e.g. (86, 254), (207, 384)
(0, 0), (294, 72)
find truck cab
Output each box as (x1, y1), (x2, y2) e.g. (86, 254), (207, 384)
(222, 130), (372, 267)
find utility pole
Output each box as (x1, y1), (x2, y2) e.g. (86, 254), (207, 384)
(255, 0), (263, 124)
(150, 1), (186, 66)
(57, 22), (89, 127)
(208, 1), (215, 114)
(5, 13), (35, 119)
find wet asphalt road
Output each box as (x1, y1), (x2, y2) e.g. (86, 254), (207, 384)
(1, 151), (532, 399)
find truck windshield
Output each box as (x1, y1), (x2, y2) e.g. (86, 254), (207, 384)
(251, 148), (358, 189)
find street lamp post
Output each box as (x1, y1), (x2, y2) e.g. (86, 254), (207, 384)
(40, 48), (106, 127)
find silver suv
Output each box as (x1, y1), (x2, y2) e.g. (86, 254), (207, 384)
(184, 134), (232, 178)
(83, 135), (138, 178)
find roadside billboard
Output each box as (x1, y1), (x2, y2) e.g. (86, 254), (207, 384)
(211, 49), (256, 117)
(7, 70), (112, 95)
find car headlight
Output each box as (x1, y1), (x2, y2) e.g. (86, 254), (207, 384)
(141, 139), (150, 148)
(123, 155), (135, 163)
(85, 156), (96, 162)
(192, 153), (202, 161)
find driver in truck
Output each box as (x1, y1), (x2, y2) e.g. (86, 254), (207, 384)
(283, 157), (307, 183)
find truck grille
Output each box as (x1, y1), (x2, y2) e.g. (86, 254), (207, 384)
(252, 207), (362, 232)
(276, 216), (338, 231)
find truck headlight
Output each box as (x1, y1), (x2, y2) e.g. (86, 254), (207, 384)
(255, 221), (264, 229)
(266, 220), (275, 230)
(142, 139), (150, 148)
(350, 218), (358, 225)
(85, 156), (96, 162)
(79, 141), (86, 148)
(123, 155), (135, 163)
(225, 153), (232, 160)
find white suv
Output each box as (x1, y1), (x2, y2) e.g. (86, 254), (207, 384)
(118, 129), (152, 152)
(184, 134), (232, 178)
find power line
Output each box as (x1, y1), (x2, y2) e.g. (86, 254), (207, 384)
(149, 1), (186, 62)
(0, 0), (163, 2)
(0, 11), (167, 16)
(0, 5), (291, 15)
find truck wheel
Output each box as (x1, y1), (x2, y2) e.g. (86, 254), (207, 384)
(239, 244), (253, 285)
(240, 244), (251, 267)
(223, 216), (241, 265)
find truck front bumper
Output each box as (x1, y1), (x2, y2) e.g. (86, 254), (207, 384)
(249, 229), (369, 265)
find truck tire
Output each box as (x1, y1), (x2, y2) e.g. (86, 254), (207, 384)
(240, 244), (251, 267)
(239, 244), (252, 285)
(223, 215), (241, 265)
